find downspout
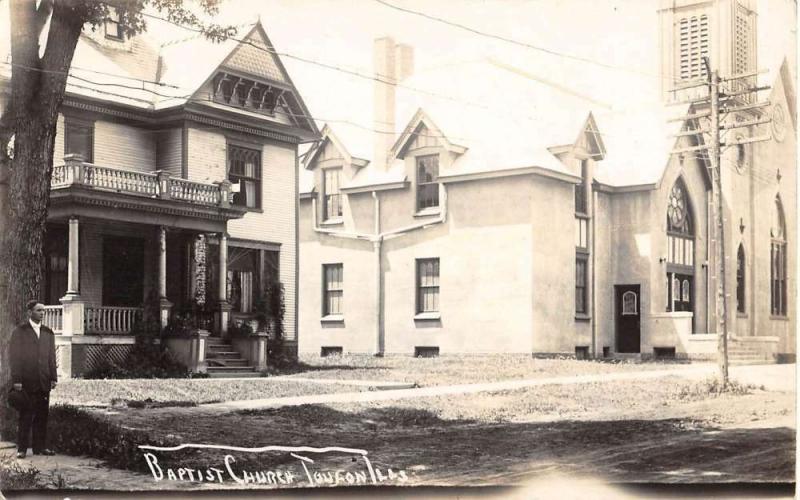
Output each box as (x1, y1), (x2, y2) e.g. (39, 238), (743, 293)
(312, 185), (448, 357)
(372, 192), (383, 356)
(591, 189), (598, 357)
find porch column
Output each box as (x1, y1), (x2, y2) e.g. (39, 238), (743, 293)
(60, 217), (85, 337)
(158, 226), (173, 328)
(217, 232), (231, 337)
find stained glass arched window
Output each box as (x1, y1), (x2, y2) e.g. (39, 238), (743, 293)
(771, 196), (787, 316)
(666, 178), (695, 314)
(736, 244), (746, 313)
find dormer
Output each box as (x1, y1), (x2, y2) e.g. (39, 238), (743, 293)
(391, 110), (466, 215)
(305, 125), (369, 224)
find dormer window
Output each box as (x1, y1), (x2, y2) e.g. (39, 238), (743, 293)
(104, 8), (124, 41)
(416, 154), (439, 211)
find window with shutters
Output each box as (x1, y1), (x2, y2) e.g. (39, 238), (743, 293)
(228, 145), (261, 209)
(678, 15), (709, 81)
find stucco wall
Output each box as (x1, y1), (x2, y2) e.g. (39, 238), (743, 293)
(299, 174), (537, 355)
(529, 176), (579, 353)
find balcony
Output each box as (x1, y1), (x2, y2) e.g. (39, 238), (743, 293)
(48, 155), (246, 231)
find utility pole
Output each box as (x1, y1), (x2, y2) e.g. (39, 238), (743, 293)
(670, 58), (772, 387)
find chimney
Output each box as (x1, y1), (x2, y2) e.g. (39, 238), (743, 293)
(373, 38), (414, 171)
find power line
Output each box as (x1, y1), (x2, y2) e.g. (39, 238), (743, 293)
(371, 0), (679, 83)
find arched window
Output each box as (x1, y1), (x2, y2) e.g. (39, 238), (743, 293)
(771, 196), (787, 316)
(622, 291), (637, 315)
(736, 244), (746, 313)
(666, 179), (695, 313)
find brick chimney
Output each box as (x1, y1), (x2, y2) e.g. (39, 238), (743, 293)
(373, 38), (414, 171)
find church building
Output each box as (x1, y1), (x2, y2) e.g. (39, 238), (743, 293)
(298, 0), (795, 362)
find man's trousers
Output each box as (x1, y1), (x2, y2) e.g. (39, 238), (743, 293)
(17, 390), (50, 453)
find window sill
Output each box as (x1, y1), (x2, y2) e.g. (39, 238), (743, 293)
(414, 312), (441, 321)
(321, 315), (344, 324)
(574, 314), (591, 322)
(770, 315), (789, 321)
(414, 208), (441, 218)
(320, 218), (343, 226)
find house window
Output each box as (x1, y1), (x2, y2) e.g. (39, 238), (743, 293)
(575, 217), (588, 249)
(64, 118), (93, 162)
(575, 256), (588, 314)
(736, 244), (746, 313)
(666, 179), (695, 313)
(771, 196), (787, 317)
(323, 264), (343, 316)
(416, 258), (440, 313)
(678, 14), (709, 80)
(416, 155), (439, 211)
(228, 145), (261, 209)
(104, 8), (124, 40)
(323, 168), (342, 220)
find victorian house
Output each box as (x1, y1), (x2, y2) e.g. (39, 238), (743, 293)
(299, 0), (795, 362)
(0, 14), (318, 376)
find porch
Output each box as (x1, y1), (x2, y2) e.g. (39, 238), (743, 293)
(44, 155), (274, 377)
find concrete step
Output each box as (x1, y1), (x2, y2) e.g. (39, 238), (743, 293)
(206, 371), (262, 378)
(207, 365), (256, 372)
(206, 350), (241, 357)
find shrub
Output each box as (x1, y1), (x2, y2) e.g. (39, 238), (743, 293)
(84, 335), (190, 379)
(48, 405), (180, 473)
(227, 319), (254, 337)
(0, 456), (41, 490)
(255, 281), (286, 363)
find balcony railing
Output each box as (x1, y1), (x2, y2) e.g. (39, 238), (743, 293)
(86, 306), (143, 335)
(51, 155), (232, 208)
(43, 305), (63, 334)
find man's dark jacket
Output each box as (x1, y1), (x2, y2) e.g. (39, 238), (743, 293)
(10, 323), (58, 393)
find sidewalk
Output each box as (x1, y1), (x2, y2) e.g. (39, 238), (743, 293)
(202, 363), (795, 411)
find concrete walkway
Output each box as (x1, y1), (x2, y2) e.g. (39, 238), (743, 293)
(203, 363), (795, 411)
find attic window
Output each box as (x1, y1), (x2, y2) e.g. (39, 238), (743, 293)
(212, 72), (282, 115)
(104, 8), (124, 40)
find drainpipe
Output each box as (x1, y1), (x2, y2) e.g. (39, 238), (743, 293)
(311, 185), (448, 357)
(372, 192), (384, 356)
(591, 189), (598, 357)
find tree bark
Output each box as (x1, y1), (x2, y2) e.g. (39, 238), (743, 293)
(0, 0), (83, 438)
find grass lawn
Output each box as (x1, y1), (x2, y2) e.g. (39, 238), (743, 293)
(285, 353), (696, 386)
(43, 374), (794, 488)
(50, 378), (365, 407)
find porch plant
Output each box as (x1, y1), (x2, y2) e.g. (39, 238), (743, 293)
(254, 281), (288, 365)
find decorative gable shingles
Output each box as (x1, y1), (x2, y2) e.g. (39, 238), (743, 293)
(223, 30), (286, 83)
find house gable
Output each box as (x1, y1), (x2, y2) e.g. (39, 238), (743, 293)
(391, 109), (467, 160)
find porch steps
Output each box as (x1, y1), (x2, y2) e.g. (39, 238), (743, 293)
(205, 337), (260, 377)
(727, 338), (778, 366)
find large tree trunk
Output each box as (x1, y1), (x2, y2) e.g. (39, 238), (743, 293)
(0, 0), (83, 439)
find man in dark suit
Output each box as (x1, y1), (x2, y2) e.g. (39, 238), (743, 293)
(10, 300), (58, 458)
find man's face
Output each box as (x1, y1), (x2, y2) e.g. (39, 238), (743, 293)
(29, 303), (45, 323)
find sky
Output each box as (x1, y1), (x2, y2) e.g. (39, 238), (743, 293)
(193, 0), (797, 134)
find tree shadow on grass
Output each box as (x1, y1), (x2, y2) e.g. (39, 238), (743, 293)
(48, 404), (796, 486)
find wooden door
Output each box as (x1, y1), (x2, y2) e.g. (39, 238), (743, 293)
(615, 285), (641, 353)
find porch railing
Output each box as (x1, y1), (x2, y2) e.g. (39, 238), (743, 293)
(170, 178), (221, 205)
(85, 306), (143, 335)
(51, 157), (232, 208)
(43, 305), (63, 334)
